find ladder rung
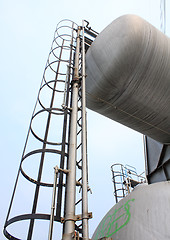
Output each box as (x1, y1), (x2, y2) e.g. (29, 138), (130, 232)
(76, 180), (82, 186)
(75, 224), (82, 233)
(77, 159), (82, 164)
(77, 143), (82, 149)
(77, 129), (82, 135)
(78, 177), (82, 182)
(76, 163), (82, 170)
(77, 116), (82, 123)
(77, 223), (82, 228)
(75, 198), (82, 205)
(77, 121), (82, 127)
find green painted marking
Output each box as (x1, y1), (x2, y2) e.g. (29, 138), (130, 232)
(94, 198), (135, 240)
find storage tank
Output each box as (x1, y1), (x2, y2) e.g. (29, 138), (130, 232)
(85, 15), (170, 144)
(92, 182), (170, 240)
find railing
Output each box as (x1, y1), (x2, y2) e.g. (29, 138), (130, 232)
(111, 163), (146, 203)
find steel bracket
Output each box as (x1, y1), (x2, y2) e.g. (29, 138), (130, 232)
(61, 212), (92, 223)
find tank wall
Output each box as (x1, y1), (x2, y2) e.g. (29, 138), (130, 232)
(86, 15), (170, 144)
(92, 182), (170, 240)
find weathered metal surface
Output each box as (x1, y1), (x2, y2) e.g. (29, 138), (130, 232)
(86, 15), (170, 144)
(92, 181), (170, 240)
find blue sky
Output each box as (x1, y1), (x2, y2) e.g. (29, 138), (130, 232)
(0, 0), (168, 239)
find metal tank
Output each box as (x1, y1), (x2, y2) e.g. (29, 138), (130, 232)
(92, 181), (170, 240)
(85, 15), (170, 144)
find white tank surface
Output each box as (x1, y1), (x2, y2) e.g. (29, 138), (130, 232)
(85, 15), (170, 144)
(92, 182), (170, 240)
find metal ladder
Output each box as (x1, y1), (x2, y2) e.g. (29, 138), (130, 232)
(111, 163), (146, 203)
(4, 20), (97, 240)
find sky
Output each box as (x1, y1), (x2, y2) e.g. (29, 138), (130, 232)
(0, 0), (169, 239)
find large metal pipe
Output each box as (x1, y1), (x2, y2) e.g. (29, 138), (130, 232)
(63, 27), (81, 239)
(85, 15), (170, 144)
(81, 20), (89, 240)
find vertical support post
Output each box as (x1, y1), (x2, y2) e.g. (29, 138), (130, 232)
(121, 165), (125, 198)
(160, 0), (166, 34)
(56, 24), (75, 219)
(163, 0), (166, 34)
(81, 21), (89, 240)
(63, 27), (81, 240)
(111, 166), (118, 203)
(48, 166), (59, 240)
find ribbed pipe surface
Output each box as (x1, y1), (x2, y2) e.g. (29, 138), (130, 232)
(85, 15), (170, 144)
